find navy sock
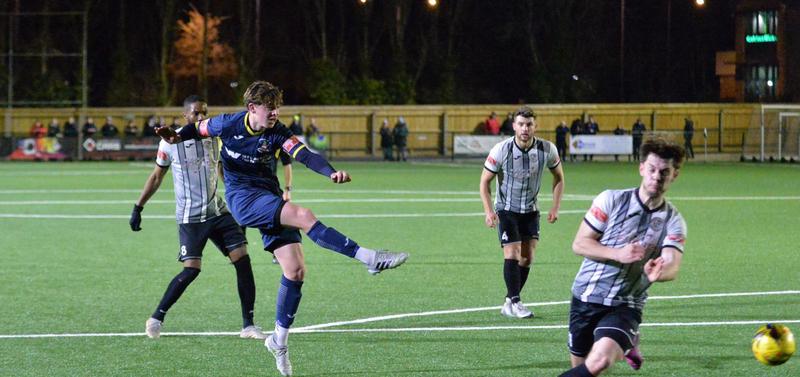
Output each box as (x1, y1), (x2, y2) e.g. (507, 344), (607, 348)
(559, 364), (594, 377)
(306, 221), (359, 258)
(503, 259), (521, 302)
(152, 267), (200, 321)
(232, 254), (256, 328)
(275, 275), (303, 328)
(519, 265), (531, 290)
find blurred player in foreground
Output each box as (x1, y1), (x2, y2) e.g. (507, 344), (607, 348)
(560, 138), (687, 376)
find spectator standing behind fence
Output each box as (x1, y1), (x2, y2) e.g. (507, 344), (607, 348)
(305, 117), (320, 140)
(631, 118), (646, 161)
(63, 117), (78, 137)
(485, 112), (500, 135)
(47, 118), (61, 137)
(500, 112), (514, 135)
(584, 116), (599, 161)
(613, 125), (626, 161)
(380, 118), (394, 161)
(83, 117), (98, 137)
(101, 116), (118, 138)
(683, 117), (695, 159)
(393, 116), (409, 162)
(569, 118), (584, 162)
(289, 114), (303, 136)
(555, 121), (569, 162)
(142, 116), (158, 137)
(30, 120), (46, 138)
(170, 117), (182, 130)
(124, 120), (140, 137)
(305, 118), (329, 152)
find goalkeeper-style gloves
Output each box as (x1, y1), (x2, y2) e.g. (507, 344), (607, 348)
(130, 204), (144, 231)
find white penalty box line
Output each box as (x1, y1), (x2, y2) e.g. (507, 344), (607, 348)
(1, 290), (798, 339)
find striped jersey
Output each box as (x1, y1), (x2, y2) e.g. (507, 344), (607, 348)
(484, 137), (561, 213)
(156, 136), (228, 224)
(571, 188), (687, 310)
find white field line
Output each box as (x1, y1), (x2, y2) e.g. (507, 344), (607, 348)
(291, 290), (800, 331)
(0, 188), (798, 202)
(0, 210), (586, 220)
(0, 290), (797, 339)
(1, 196), (798, 206)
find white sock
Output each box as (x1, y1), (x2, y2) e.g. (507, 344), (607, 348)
(354, 247), (375, 265)
(274, 323), (289, 347)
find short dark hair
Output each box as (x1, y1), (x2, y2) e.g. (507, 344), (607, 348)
(183, 95), (205, 109)
(640, 138), (686, 169)
(243, 81), (284, 108)
(513, 106), (536, 120)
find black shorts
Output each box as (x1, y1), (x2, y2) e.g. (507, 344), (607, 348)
(496, 210), (540, 245)
(177, 213), (248, 262)
(567, 296), (642, 357)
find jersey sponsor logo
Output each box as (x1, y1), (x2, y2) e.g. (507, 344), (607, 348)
(486, 156), (497, 166)
(233, 135), (244, 140)
(590, 206), (608, 223)
(282, 136), (301, 153)
(224, 146), (242, 159)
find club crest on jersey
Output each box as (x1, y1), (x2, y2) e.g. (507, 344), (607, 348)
(649, 217), (664, 232)
(257, 138), (270, 154)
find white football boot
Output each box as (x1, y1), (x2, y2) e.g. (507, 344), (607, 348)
(145, 317), (162, 339)
(240, 325), (267, 339)
(367, 250), (409, 275)
(265, 334), (293, 376)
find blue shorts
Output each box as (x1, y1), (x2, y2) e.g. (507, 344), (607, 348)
(226, 187), (302, 252)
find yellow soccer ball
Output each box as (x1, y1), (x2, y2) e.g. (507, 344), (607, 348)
(752, 323), (796, 366)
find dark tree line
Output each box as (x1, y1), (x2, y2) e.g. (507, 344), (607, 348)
(0, 0), (734, 106)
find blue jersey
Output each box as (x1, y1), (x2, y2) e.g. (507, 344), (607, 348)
(200, 111), (305, 194)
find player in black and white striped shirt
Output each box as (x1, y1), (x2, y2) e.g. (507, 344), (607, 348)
(479, 106), (565, 319)
(130, 95), (265, 340)
(560, 138), (687, 377)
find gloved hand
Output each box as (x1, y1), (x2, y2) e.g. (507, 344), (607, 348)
(130, 204), (144, 231)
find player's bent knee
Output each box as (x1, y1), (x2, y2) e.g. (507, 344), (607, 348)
(228, 247), (248, 262)
(183, 259), (202, 270)
(585, 352), (614, 374)
(282, 266), (305, 281)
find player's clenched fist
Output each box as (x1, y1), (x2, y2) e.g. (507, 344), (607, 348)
(330, 171), (351, 183)
(615, 242), (645, 264)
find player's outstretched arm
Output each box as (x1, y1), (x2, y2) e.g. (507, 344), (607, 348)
(293, 146), (337, 178)
(131, 165), (169, 231)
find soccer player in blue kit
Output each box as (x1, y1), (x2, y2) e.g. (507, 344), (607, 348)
(157, 81), (408, 376)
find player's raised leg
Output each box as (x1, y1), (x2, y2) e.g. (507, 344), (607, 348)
(279, 202), (408, 274)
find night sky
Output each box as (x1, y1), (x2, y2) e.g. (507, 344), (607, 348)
(1, 0), (739, 106)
